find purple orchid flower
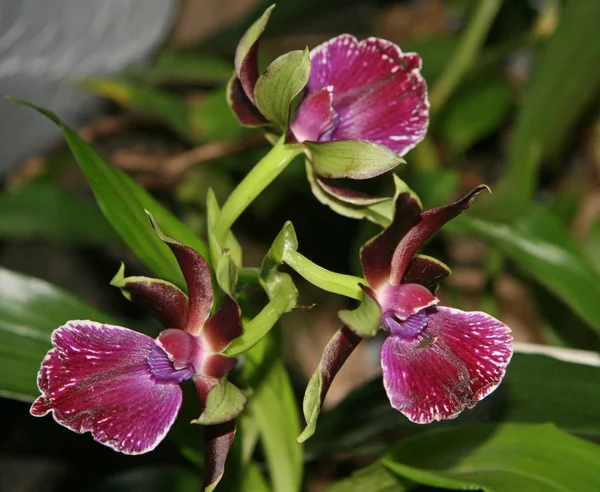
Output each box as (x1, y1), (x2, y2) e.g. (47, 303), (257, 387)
(300, 185), (512, 440)
(228, 7), (428, 195)
(30, 221), (244, 489)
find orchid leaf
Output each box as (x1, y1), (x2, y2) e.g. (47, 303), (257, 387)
(307, 352), (600, 457)
(327, 465), (411, 492)
(382, 423), (600, 491)
(10, 98), (208, 290)
(0, 267), (115, 401)
(254, 48), (311, 130)
(451, 210), (600, 333)
(474, 0), (600, 220)
(244, 330), (303, 492)
(306, 140), (404, 180)
(0, 184), (119, 246)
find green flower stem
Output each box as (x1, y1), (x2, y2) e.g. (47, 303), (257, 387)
(226, 287), (291, 356)
(283, 248), (364, 300)
(212, 137), (303, 247)
(429, 0), (502, 112)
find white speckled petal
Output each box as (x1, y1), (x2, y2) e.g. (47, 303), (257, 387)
(381, 307), (512, 423)
(306, 35), (429, 155)
(30, 320), (184, 454)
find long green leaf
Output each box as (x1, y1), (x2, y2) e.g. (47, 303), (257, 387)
(308, 352), (600, 458)
(244, 330), (303, 492)
(10, 98), (209, 289)
(382, 423), (600, 491)
(475, 0), (600, 220)
(0, 184), (119, 245)
(0, 267), (115, 401)
(450, 211), (600, 333)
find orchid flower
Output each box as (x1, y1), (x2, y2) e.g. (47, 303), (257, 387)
(30, 218), (245, 490)
(299, 183), (512, 440)
(223, 5), (429, 228)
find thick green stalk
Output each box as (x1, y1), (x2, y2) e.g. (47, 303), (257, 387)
(212, 138), (302, 246)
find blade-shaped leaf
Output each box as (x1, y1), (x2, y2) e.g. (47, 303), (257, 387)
(327, 465), (411, 492)
(243, 330), (303, 492)
(382, 423), (600, 492)
(450, 210), (600, 333)
(0, 267), (115, 401)
(0, 184), (119, 245)
(474, 0), (600, 220)
(308, 352), (600, 457)
(11, 98), (209, 289)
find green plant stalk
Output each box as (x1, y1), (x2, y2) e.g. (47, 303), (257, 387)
(212, 137), (303, 246)
(283, 249), (364, 300)
(429, 0), (502, 112)
(226, 287), (292, 356)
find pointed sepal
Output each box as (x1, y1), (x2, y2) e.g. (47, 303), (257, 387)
(110, 263), (189, 329)
(401, 254), (451, 294)
(202, 420), (237, 492)
(147, 211), (214, 335)
(305, 162), (395, 226)
(305, 140), (404, 180)
(298, 326), (362, 443)
(389, 185), (490, 283)
(254, 48), (311, 131)
(227, 74), (267, 127)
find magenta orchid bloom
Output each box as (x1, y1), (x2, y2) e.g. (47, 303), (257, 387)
(289, 34), (428, 154)
(30, 222), (244, 488)
(228, 6), (428, 198)
(300, 185), (512, 440)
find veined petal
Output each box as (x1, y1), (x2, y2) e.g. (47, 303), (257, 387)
(308, 35), (429, 154)
(30, 321), (184, 454)
(381, 307), (512, 423)
(389, 186), (488, 283)
(290, 86), (336, 142)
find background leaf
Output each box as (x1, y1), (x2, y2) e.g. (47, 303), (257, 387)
(12, 98), (209, 289)
(382, 423), (600, 492)
(0, 184), (119, 245)
(0, 267), (115, 401)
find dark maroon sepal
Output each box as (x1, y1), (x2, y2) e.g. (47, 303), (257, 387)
(390, 186), (489, 283)
(316, 175), (390, 205)
(401, 255), (452, 294)
(111, 264), (189, 329)
(360, 191), (422, 290)
(203, 295), (244, 352)
(147, 213), (214, 336)
(227, 75), (268, 127)
(298, 325), (363, 442)
(202, 420), (237, 492)
(203, 353), (237, 379)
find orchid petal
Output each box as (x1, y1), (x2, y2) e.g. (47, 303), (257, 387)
(148, 214), (214, 336)
(111, 264), (189, 329)
(30, 321), (184, 454)
(203, 296), (244, 352)
(290, 86), (336, 142)
(381, 307), (512, 423)
(401, 255), (451, 293)
(377, 283), (438, 320)
(390, 186), (489, 283)
(361, 190), (421, 290)
(307, 35), (429, 154)
(227, 75), (267, 127)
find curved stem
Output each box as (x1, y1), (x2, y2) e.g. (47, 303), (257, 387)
(283, 249), (364, 300)
(212, 137), (303, 246)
